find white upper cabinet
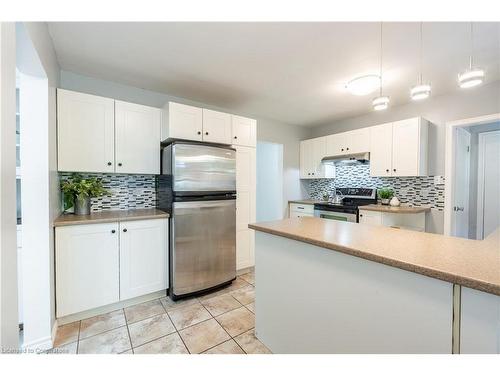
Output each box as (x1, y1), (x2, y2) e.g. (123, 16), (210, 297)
(326, 128), (370, 157)
(57, 89), (161, 174)
(115, 101), (161, 174)
(370, 117), (428, 177)
(391, 118), (428, 176)
(119, 219), (168, 300)
(164, 102), (203, 141)
(202, 109), (232, 144)
(57, 89), (115, 173)
(369, 123), (393, 177)
(232, 115), (257, 147)
(300, 137), (335, 179)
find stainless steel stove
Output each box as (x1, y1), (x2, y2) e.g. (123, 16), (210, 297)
(314, 188), (377, 223)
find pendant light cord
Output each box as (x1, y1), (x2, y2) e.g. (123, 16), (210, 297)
(419, 22), (423, 84)
(470, 22), (474, 69)
(379, 22), (383, 96)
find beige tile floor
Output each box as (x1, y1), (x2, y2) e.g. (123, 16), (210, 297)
(49, 271), (271, 354)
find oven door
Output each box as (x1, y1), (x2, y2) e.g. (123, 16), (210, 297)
(314, 209), (357, 223)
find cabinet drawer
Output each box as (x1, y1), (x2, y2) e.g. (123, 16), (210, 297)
(358, 210), (382, 226)
(290, 203), (314, 215)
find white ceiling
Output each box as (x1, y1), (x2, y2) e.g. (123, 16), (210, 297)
(47, 22), (500, 127)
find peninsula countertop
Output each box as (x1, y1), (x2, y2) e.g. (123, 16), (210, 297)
(249, 217), (500, 296)
(54, 208), (169, 227)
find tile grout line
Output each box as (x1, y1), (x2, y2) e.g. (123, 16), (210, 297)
(124, 308), (134, 354)
(164, 304), (191, 354)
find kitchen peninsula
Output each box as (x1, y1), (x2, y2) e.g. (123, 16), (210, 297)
(249, 217), (500, 354)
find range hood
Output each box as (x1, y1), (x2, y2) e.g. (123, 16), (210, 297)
(322, 152), (370, 165)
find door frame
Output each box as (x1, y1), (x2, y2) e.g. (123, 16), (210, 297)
(444, 113), (500, 236)
(476, 130), (500, 239)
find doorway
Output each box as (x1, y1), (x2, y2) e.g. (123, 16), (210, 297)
(444, 114), (500, 239)
(256, 142), (284, 221)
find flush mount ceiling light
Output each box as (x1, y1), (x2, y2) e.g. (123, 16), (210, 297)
(411, 22), (431, 101)
(459, 22), (485, 89)
(372, 96), (390, 111)
(345, 75), (380, 96)
(372, 23), (389, 111)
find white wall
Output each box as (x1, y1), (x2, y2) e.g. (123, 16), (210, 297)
(60, 70), (310, 216)
(309, 81), (500, 176)
(16, 21), (60, 349)
(0, 22), (19, 351)
(256, 142), (284, 221)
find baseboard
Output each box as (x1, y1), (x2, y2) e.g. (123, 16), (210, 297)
(22, 335), (53, 353)
(56, 290), (167, 326)
(237, 266), (254, 276)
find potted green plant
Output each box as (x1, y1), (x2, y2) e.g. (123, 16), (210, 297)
(377, 188), (394, 205)
(61, 173), (109, 215)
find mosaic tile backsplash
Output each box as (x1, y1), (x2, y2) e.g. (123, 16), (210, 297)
(59, 173), (157, 212)
(306, 164), (445, 211)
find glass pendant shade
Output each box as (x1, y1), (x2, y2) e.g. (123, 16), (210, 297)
(458, 68), (484, 88)
(372, 96), (390, 111)
(410, 83), (431, 100)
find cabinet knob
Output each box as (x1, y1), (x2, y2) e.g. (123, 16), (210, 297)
(111, 229), (116, 233)
(312, 172), (315, 175)
(341, 148), (344, 151)
(308, 173), (311, 175)
(123, 228), (127, 232)
(360, 214), (363, 217)
(197, 131), (201, 135)
(393, 168), (396, 172)
(386, 169), (389, 172)
(346, 147), (349, 151)
(234, 136), (238, 139)
(118, 163), (122, 167)
(205, 132), (209, 135)
(107, 162), (112, 166)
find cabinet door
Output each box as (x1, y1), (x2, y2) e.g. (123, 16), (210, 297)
(202, 109), (232, 144)
(349, 128), (370, 154)
(326, 132), (348, 156)
(312, 137), (329, 178)
(232, 115), (256, 147)
(236, 146), (256, 270)
(369, 123), (393, 177)
(115, 101), (161, 174)
(392, 118), (420, 176)
(56, 223), (119, 317)
(119, 219), (168, 300)
(57, 89), (115, 173)
(300, 140), (311, 179)
(358, 210), (383, 226)
(168, 102), (203, 141)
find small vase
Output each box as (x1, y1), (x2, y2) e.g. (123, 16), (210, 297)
(380, 198), (390, 205)
(74, 195), (91, 215)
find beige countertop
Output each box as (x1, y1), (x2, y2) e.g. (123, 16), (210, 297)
(288, 199), (323, 205)
(54, 208), (169, 227)
(359, 204), (431, 213)
(249, 217), (500, 296)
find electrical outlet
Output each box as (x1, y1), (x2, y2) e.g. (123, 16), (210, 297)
(433, 176), (444, 185)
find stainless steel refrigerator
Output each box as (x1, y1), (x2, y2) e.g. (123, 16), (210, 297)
(158, 141), (236, 300)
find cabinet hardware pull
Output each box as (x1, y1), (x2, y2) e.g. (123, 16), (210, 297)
(205, 132), (209, 135)
(118, 163), (122, 167)
(107, 162), (112, 166)
(346, 147), (349, 151)
(197, 131), (201, 135)
(360, 214), (363, 217)
(234, 136), (237, 139)
(123, 228), (127, 232)
(341, 148), (344, 151)
(393, 168), (396, 172)
(386, 169), (389, 172)
(111, 229), (116, 233)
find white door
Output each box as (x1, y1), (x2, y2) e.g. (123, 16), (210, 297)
(168, 102), (203, 141)
(202, 109), (232, 144)
(57, 89), (115, 173)
(326, 133), (347, 156)
(235, 146), (256, 270)
(452, 127), (471, 238)
(477, 130), (500, 239)
(232, 115), (256, 147)
(392, 118), (420, 176)
(349, 128), (370, 154)
(119, 219), (168, 300)
(56, 223), (120, 317)
(115, 101), (161, 174)
(370, 123), (393, 177)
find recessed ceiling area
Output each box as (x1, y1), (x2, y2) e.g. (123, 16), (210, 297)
(47, 22), (500, 127)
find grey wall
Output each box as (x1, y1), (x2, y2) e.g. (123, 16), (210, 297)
(310, 81), (500, 176)
(60, 70), (310, 215)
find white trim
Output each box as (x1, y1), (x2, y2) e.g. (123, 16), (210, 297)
(56, 290), (166, 326)
(444, 113), (500, 236)
(21, 334), (53, 352)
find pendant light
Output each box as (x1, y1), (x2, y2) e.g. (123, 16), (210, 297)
(411, 22), (431, 100)
(373, 22), (389, 111)
(458, 22), (485, 88)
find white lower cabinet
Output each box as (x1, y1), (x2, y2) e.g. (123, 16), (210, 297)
(56, 218), (168, 318)
(289, 203), (314, 218)
(119, 219), (168, 300)
(56, 222), (120, 317)
(359, 210), (426, 232)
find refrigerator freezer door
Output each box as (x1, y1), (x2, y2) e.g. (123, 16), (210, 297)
(172, 143), (236, 193)
(171, 199), (236, 297)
